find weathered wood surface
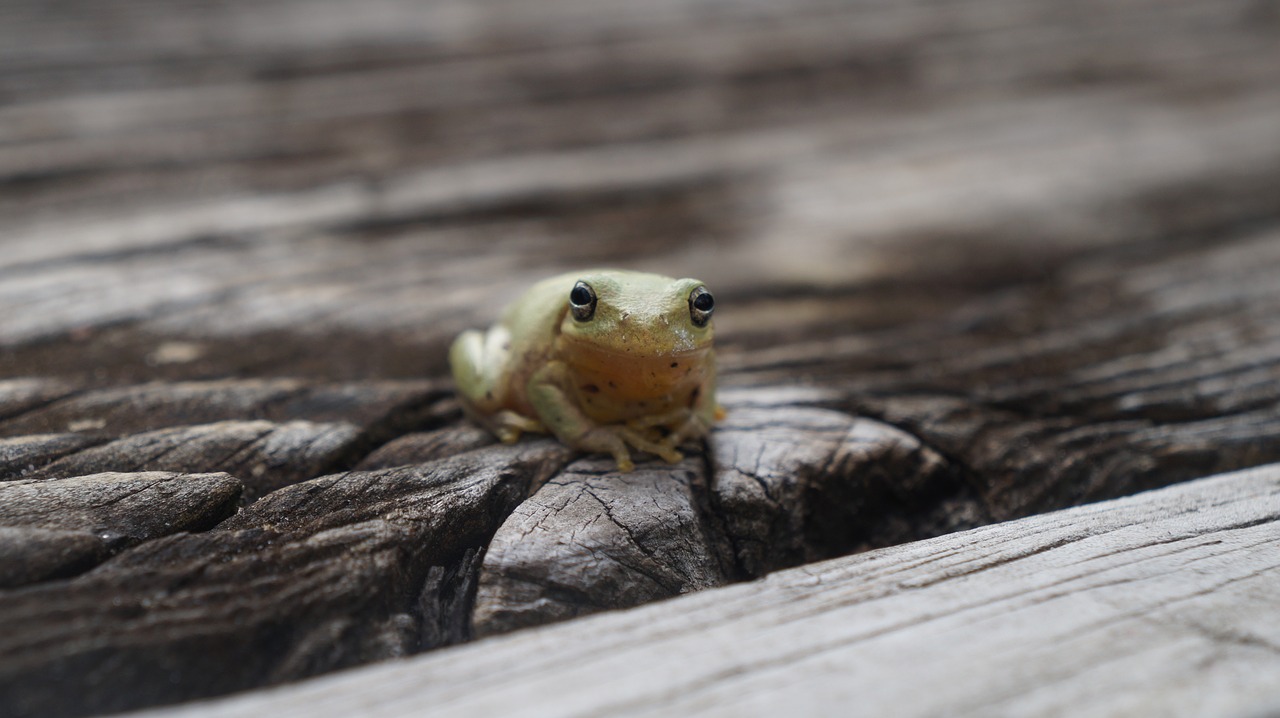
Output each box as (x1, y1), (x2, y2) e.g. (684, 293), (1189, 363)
(142, 462), (1280, 718)
(1, 0), (1279, 715)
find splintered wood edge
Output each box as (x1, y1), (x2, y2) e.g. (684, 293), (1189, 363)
(145, 461), (1280, 718)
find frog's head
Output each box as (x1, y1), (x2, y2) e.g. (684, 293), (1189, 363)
(557, 270), (714, 357)
(556, 270), (715, 399)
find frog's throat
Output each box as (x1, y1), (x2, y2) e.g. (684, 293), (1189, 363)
(559, 339), (710, 402)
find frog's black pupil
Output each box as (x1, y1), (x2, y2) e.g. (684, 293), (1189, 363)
(693, 293), (714, 311)
(570, 286), (591, 306)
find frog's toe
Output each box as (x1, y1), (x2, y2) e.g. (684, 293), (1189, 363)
(670, 417), (712, 446)
(492, 411), (546, 444)
(649, 437), (685, 464)
(618, 427), (683, 464)
(604, 441), (635, 473)
(573, 428), (634, 472)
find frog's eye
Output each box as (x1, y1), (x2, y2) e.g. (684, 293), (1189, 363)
(689, 286), (714, 327)
(569, 281), (597, 322)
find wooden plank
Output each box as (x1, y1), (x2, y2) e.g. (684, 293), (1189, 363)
(151, 461), (1280, 718)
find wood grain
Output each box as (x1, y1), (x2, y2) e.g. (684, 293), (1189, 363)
(146, 461), (1280, 718)
(0, 443), (569, 718)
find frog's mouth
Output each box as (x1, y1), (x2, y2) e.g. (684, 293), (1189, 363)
(561, 339), (710, 401)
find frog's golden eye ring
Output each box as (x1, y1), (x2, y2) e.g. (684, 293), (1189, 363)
(689, 286), (714, 327)
(569, 281), (597, 322)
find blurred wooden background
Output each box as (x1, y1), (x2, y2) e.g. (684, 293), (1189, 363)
(1, 0), (1279, 715)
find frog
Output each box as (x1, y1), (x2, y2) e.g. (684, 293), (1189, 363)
(449, 269), (721, 472)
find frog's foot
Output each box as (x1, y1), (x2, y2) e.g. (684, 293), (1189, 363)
(492, 411), (545, 444)
(616, 426), (684, 465)
(626, 408), (691, 432)
(571, 425), (686, 471)
(572, 427), (636, 472)
(667, 414), (712, 446)
(626, 410), (710, 456)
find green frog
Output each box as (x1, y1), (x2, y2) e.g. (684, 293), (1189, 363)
(450, 269), (720, 472)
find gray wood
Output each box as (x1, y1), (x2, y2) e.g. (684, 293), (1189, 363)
(0, 379), (451, 439)
(709, 404), (969, 574)
(355, 424), (496, 471)
(0, 471), (242, 590)
(146, 462), (1280, 718)
(0, 471), (242, 542)
(473, 404), (966, 635)
(28, 421), (361, 502)
(0, 527), (107, 589)
(0, 443), (569, 718)
(0, 0), (1278, 714)
(0, 433), (106, 480)
(473, 455), (730, 637)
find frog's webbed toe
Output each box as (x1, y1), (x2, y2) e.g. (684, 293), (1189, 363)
(491, 411), (545, 444)
(626, 408), (691, 432)
(567, 425), (687, 471)
(668, 414), (711, 446)
(627, 409), (708, 451)
(616, 426), (684, 465)
(571, 427), (636, 472)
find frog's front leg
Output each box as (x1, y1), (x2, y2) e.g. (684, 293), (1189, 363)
(526, 362), (683, 472)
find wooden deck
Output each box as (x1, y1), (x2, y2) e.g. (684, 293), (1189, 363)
(1, 0), (1279, 715)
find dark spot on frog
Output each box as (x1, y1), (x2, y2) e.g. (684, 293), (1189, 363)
(689, 387), (700, 407)
(670, 362), (679, 368)
(582, 384), (600, 394)
(608, 381), (617, 389)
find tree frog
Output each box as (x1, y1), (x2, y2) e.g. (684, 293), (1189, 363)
(450, 269), (721, 472)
